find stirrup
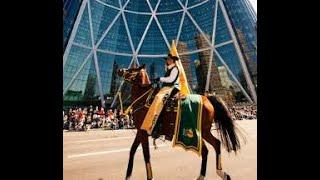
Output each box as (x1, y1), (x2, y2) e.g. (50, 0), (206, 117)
(153, 138), (158, 149)
(151, 130), (160, 139)
(176, 93), (186, 100)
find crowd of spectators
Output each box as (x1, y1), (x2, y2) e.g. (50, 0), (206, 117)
(63, 102), (256, 131)
(63, 106), (134, 131)
(229, 103), (257, 120)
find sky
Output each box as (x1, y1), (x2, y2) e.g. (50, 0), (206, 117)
(248, 0), (257, 13)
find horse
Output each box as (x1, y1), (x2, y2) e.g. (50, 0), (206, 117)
(117, 64), (242, 180)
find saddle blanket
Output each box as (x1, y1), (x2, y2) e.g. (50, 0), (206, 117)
(173, 94), (203, 156)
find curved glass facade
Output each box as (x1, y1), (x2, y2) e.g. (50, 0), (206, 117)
(63, 0), (257, 107)
(223, 0), (257, 84)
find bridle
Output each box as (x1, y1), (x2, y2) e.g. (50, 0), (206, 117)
(123, 88), (154, 115)
(119, 68), (154, 116)
(121, 68), (140, 83)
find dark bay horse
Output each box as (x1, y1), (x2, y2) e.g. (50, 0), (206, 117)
(117, 64), (242, 180)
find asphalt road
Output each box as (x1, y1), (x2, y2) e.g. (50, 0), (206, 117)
(64, 120), (256, 180)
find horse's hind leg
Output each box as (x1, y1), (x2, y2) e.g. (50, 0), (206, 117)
(140, 131), (153, 180)
(196, 141), (208, 180)
(202, 131), (231, 180)
(125, 134), (140, 180)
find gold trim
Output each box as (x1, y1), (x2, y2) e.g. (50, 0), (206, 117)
(172, 99), (181, 147)
(145, 89), (155, 106)
(141, 87), (174, 133)
(173, 142), (202, 157)
(197, 97), (203, 155)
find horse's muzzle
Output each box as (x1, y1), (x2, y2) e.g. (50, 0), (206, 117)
(117, 68), (126, 77)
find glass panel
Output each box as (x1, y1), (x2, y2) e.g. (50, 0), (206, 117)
(73, 4), (92, 47)
(64, 45), (92, 90)
(177, 50), (199, 93)
(157, 12), (183, 43)
(96, 52), (115, 96)
(215, 43), (251, 99)
(63, 0), (82, 48)
(125, 12), (152, 50)
(64, 55), (96, 101)
(90, 0), (120, 43)
(188, 0), (215, 38)
(119, 0), (129, 7)
(149, 0), (159, 10)
(138, 20), (169, 55)
(178, 15), (211, 51)
(179, 0), (187, 6)
(214, 5), (232, 44)
(187, 0), (206, 7)
(217, 64), (250, 105)
(97, 16), (133, 54)
(157, 0), (183, 12)
(187, 50), (215, 94)
(124, 0), (152, 12)
(98, 0), (121, 8)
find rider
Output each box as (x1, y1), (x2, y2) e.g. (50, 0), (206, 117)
(140, 53), (180, 135)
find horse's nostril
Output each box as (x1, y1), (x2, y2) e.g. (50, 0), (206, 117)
(117, 69), (124, 76)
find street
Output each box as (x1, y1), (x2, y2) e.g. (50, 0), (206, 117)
(64, 120), (257, 180)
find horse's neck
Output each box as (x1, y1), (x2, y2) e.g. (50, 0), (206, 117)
(131, 84), (151, 102)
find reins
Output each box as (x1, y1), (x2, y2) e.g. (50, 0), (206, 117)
(123, 87), (154, 116)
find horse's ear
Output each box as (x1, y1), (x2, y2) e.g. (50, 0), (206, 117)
(139, 66), (151, 86)
(140, 64), (146, 70)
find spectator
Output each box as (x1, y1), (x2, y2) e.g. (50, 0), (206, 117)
(63, 114), (69, 130)
(85, 114), (92, 130)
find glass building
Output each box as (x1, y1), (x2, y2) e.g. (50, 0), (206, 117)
(222, 0), (257, 85)
(64, 0), (84, 50)
(63, 0), (257, 108)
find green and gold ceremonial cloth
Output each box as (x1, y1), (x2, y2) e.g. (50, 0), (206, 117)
(173, 94), (203, 156)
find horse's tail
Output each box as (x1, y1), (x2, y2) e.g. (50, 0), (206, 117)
(207, 95), (242, 153)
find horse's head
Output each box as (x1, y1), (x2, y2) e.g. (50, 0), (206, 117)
(117, 64), (151, 87)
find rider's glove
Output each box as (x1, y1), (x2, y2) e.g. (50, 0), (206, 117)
(151, 77), (160, 84)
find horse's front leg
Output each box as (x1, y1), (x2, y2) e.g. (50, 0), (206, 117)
(140, 130), (153, 180)
(126, 134), (140, 180)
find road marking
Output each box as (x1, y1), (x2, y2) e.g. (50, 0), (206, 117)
(68, 144), (168, 159)
(65, 136), (134, 144)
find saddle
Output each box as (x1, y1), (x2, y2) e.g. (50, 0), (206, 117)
(164, 97), (179, 112)
(150, 93), (187, 140)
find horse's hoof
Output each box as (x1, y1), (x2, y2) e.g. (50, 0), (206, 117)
(216, 170), (223, 178)
(196, 175), (205, 180)
(224, 173), (231, 180)
(125, 176), (131, 180)
(216, 170), (231, 180)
